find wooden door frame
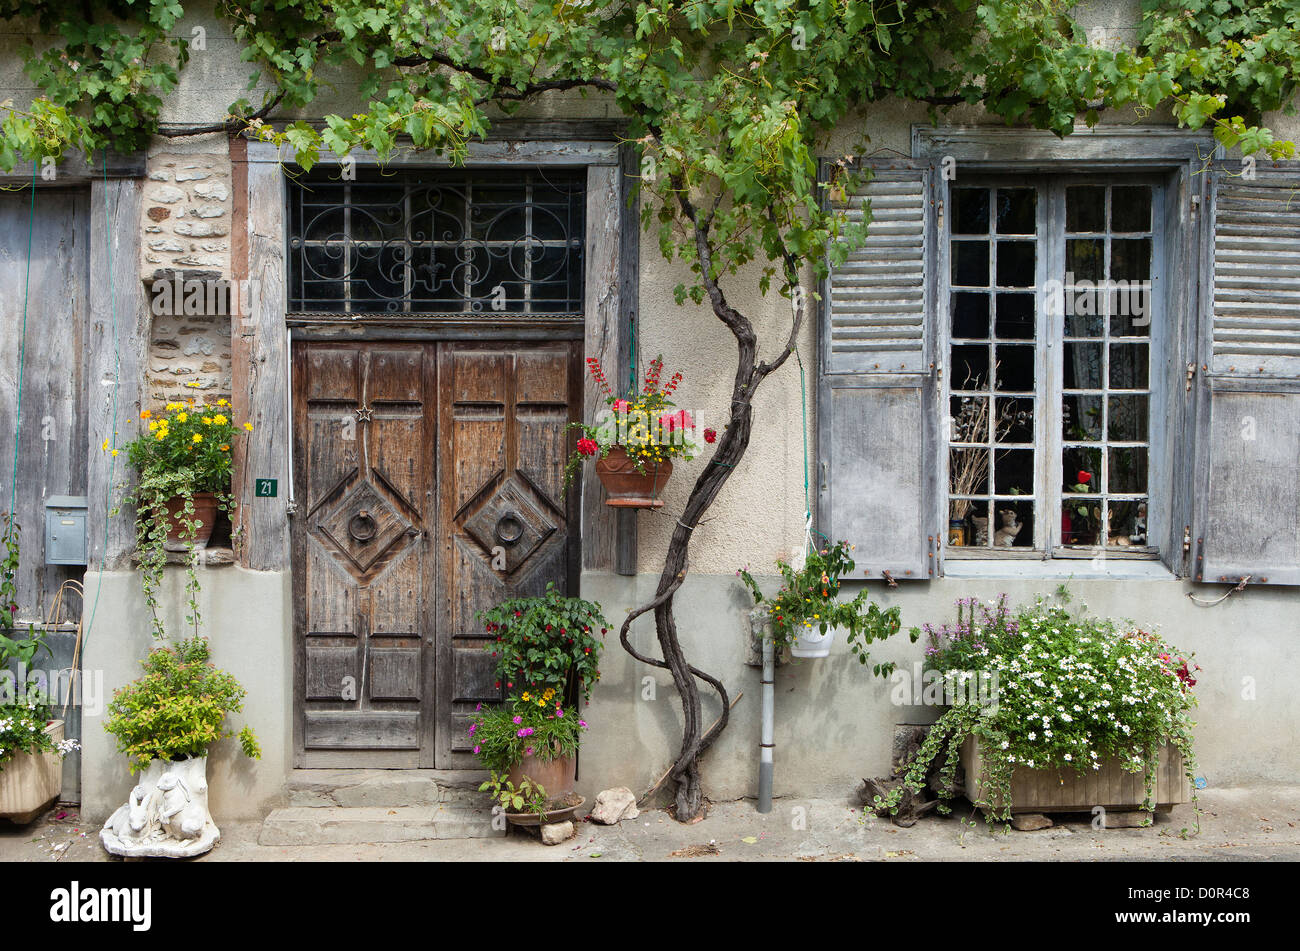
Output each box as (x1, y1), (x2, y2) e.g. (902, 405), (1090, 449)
(240, 128), (640, 768)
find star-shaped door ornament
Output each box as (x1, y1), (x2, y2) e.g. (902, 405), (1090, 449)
(354, 405), (373, 423)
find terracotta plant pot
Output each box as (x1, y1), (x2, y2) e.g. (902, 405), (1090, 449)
(507, 753), (576, 798)
(0, 720), (64, 824)
(595, 447), (672, 508)
(158, 491), (219, 551)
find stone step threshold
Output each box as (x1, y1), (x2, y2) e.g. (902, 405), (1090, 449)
(260, 805), (503, 846)
(287, 768), (490, 808)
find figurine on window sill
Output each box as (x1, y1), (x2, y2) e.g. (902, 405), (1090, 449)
(994, 509), (1022, 546)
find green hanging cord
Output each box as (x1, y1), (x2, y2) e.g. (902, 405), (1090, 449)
(83, 149), (121, 648)
(627, 315), (637, 398)
(6, 163), (36, 530)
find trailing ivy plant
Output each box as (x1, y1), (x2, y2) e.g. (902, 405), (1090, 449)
(3, 0), (1297, 821)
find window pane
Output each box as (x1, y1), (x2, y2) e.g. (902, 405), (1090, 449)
(1111, 238), (1151, 282)
(1066, 185), (1106, 231)
(1108, 446), (1148, 493)
(950, 499), (992, 548)
(950, 448), (990, 495)
(994, 448), (1033, 495)
(1063, 394), (1103, 441)
(952, 292), (990, 338)
(952, 345), (991, 389)
(995, 397), (1034, 442)
(1109, 286), (1151, 337)
(1110, 186), (1151, 232)
(994, 344), (1035, 391)
(992, 501), (1033, 548)
(995, 241), (1035, 287)
(1066, 238), (1104, 282)
(950, 395), (989, 443)
(1064, 342), (1103, 389)
(996, 188), (1036, 234)
(953, 188), (990, 234)
(994, 293), (1035, 339)
(953, 241), (990, 285)
(1107, 394), (1149, 441)
(1109, 343), (1148, 389)
(1061, 499), (1102, 545)
(1106, 498), (1149, 547)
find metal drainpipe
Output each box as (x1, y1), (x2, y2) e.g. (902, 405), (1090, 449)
(757, 630), (774, 813)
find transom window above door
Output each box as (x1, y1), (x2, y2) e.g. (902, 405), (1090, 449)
(945, 179), (1161, 558)
(286, 167), (586, 315)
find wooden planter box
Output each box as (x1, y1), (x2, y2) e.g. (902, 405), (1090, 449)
(961, 736), (1191, 814)
(0, 720), (64, 824)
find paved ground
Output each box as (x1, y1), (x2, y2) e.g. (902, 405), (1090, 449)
(3, 786), (1298, 862)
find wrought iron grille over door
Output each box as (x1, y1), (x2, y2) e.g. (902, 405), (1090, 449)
(287, 168), (586, 315)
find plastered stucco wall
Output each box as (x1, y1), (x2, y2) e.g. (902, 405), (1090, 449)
(2, 0), (1297, 815)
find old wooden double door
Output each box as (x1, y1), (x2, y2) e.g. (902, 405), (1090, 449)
(292, 340), (582, 768)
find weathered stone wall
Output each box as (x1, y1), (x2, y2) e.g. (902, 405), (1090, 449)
(141, 150), (234, 409)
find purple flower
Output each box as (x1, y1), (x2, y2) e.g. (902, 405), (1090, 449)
(473, 744), (480, 754)
(555, 707), (565, 718)
(525, 747), (534, 756)
(512, 715), (522, 724)
(517, 728), (527, 737)
(578, 719), (588, 728)
(468, 723), (477, 735)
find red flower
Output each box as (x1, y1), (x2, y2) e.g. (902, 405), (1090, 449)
(1077, 470), (1092, 484)
(577, 437), (598, 456)
(659, 409), (693, 433)
(703, 428), (717, 444)
(612, 399), (630, 414)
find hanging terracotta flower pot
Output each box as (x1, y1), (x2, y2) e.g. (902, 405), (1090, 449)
(158, 491), (219, 551)
(595, 447), (672, 508)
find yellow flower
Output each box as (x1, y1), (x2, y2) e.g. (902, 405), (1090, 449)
(202, 416), (213, 425)
(219, 444), (230, 452)
(101, 438), (108, 451)
(155, 432), (166, 441)
(110, 449), (119, 457)
(522, 692), (532, 702)
(217, 399), (228, 407)
(140, 409), (152, 420)
(213, 414), (228, 425)
(542, 688), (555, 701)
(192, 434), (202, 443)
(185, 381), (201, 388)
(243, 422), (253, 431)
(148, 421), (158, 432)
(537, 699), (545, 707)
(166, 402), (182, 411)
(176, 412), (188, 423)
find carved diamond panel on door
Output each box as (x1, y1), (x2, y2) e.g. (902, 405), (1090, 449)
(437, 342), (581, 767)
(293, 343), (435, 767)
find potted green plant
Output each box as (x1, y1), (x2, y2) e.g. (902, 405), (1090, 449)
(467, 582), (607, 814)
(0, 518), (79, 823)
(564, 355), (698, 508)
(100, 636), (260, 857)
(875, 590), (1198, 830)
(739, 540), (904, 663)
(114, 398), (252, 639)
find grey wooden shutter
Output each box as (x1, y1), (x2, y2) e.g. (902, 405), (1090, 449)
(816, 160), (938, 581)
(1192, 162), (1300, 585)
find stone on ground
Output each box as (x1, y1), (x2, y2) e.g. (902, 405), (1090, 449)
(540, 821), (575, 845)
(589, 786), (640, 825)
(1011, 813), (1054, 831)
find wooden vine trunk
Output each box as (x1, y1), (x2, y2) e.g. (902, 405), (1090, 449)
(961, 738), (1192, 813)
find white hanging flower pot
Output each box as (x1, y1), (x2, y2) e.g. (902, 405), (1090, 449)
(791, 626), (836, 658)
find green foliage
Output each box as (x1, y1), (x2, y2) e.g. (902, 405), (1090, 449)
(114, 400), (249, 640)
(467, 695), (586, 773)
(479, 771), (549, 817)
(0, 512), (21, 632)
(876, 593), (1201, 830)
(740, 540), (908, 674)
(477, 582), (608, 705)
(104, 636), (261, 774)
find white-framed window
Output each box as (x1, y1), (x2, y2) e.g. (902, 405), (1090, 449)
(943, 177), (1164, 560)
(816, 129), (1300, 585)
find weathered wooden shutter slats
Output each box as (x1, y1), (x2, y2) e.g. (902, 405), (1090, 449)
(826, 172), (928, 374)
(1194, 163), (1300, 586)
(818, 160), (937, 581)
(1210, 171), (1300, 373)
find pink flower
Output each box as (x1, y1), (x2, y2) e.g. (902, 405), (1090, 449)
(578, 720), (588, 728)
(468, 723), (477, 735)
(613, 399), (630, 413)
(473, 745), (480, 754)
(577, 437), (598, 456)
(658, 409), (693, 433)
(512, 715), (522, 724)
(525, 747), (534, 756)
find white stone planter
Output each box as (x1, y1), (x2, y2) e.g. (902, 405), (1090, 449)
(790, 626), (836, 658)
(0, 720), (64, 823)
(101, 754), (220, 858)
